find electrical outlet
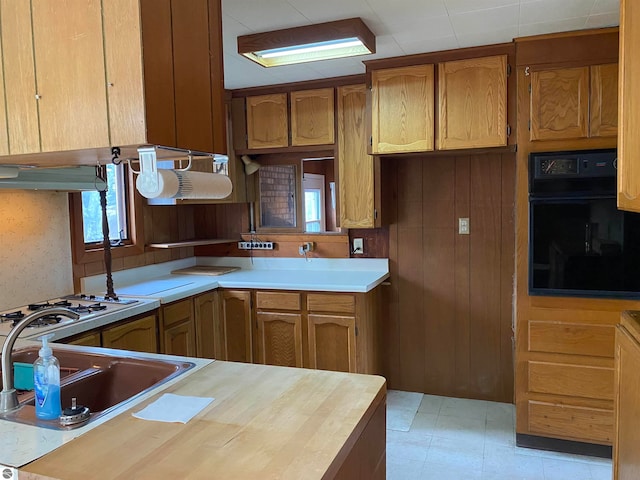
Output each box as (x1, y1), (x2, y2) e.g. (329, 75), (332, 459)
(238, 241), (274, 250)
(458, 218), (470, 235)
(352, 238), (364, 254)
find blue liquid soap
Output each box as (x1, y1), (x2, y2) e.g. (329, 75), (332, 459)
(33, 334), (62, 420)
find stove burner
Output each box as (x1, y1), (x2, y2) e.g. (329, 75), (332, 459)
(12, 313), (62, 328)
(0, 310), (24, 323)
(67, 302), (107, 314)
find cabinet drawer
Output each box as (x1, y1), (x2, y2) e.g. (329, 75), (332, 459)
(528, 321), (615, 357)
(528, 361), (614, 400)
(162, 299), (193, 328)
(307, 294), (355, 314)
(255, 291), (301, 311)
(528, 400), (613, 444)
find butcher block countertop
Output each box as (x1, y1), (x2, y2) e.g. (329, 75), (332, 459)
(20, 361), (386, 479)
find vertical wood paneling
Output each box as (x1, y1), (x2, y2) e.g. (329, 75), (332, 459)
(422, 157), (456, 395)
(469, 155), (503, 397)
(383, 152), (515, 402)
(396, 157), (424, 391)
(454, 157), (471, 395)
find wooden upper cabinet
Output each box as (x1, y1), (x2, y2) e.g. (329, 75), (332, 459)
(290, 88), (334, 146)
(1, 0), (39, 155)
(0, 0), (225, 161)
(370, 64), (435, 154)
(590, 63), (618, 138)
(246, 93), (289, 149)
(529, 66), (590, 141)
(438, 55), (508, 150)
(618, 0), (640, 212)
(32, 0), (109, 152)
(337, 84), (376, 229)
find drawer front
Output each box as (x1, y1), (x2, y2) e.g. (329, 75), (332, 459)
(256, 291), (301, 311)
(528, 361), (614, 400)
(307, 293), (355, 314)
(162, 299), (193, 328)
(529, 321), (615, 357)
(528, 400), (613, 444)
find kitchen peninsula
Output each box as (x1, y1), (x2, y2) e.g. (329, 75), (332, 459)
(19, 359), (386, 479)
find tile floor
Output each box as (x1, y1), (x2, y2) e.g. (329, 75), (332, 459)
(386, 390), (613, 480)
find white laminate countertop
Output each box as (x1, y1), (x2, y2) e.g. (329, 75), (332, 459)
(0, 338), (211, 469)
(81, 257), (390, 304)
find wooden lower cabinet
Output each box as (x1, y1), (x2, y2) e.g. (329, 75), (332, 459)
(60, 312), (159, 353)
(65, 331), (102, 347)
(614, 312), (640, 480)
(256, 311), (303, 367)
(160, 298), (196, 357)
(219, 290), (253, 363)
(194, 291), (219, 359)
(250, 289), (380, 374)
(308, 314), (356, 373)
(102, 315), (158, 353)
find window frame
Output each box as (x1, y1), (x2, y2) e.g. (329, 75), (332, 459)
(70, 166), (145, 265)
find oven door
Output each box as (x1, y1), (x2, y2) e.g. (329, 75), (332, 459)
(529, 195), (640, 298)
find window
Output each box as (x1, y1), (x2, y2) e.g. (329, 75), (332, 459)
(69, 163), (144, 266)
(81, 163), (129, 244)
(303, 173), (326, 232)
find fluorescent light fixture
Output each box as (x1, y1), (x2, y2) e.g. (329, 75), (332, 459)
(238, 18), (375, 67)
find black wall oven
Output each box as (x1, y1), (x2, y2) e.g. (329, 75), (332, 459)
(529, 149), (640, 299)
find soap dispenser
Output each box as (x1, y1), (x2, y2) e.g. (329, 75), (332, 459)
(34, 333), (61, 420)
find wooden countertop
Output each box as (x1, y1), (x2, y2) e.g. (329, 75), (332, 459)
(21, 361), (386, 479)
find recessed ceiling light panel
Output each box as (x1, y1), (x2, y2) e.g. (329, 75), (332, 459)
(238, 18), (376, 67)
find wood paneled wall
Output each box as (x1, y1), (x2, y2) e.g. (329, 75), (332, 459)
(382, 153), (515, 402)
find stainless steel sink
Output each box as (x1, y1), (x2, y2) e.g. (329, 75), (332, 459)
(0, 346), (195, 429)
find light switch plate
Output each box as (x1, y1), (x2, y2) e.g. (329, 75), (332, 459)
(458, 218), (470, 235)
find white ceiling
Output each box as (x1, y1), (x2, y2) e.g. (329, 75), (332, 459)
(221, 0), (619, 90)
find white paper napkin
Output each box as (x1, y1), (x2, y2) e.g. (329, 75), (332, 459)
(132, 393), (214, 424)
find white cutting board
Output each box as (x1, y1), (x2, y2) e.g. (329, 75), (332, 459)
(117, 279), (195, 296)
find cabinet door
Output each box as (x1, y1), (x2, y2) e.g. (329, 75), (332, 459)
(590, 63), (618, 138)
(31, 0), (109, 151)
(246, 94), (288, 149)
(195, 291), (219, 359)
(102, 315), (158, 353)
(220, 290), (253, 362)
(370, 64), (435, 154)
(102, 0), (146, 147)
(290, 88), (334, 146)
(161, 299), (196, 356)
(65, 331), (102, 347)
(337, 84), (376, 228)
(614, 325), (640, 480)
(0, 0), (40, 154)
(438, 55), (507, 149)
(618, 0), (640, 212)
(256, 312), (303, 367)
(530, 66), (589, 141)
(308, 314), (356, 373)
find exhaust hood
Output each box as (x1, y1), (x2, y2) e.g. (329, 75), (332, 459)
(0, 166), (106, 191)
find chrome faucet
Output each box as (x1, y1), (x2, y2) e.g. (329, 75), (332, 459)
(0, 308), (79, 414)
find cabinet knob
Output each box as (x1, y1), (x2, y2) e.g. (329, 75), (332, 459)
(35, 94), (41, 100)
(107, 82), (114, 87)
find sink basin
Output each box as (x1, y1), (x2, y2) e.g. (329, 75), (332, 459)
(0, 346), (195, 429)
